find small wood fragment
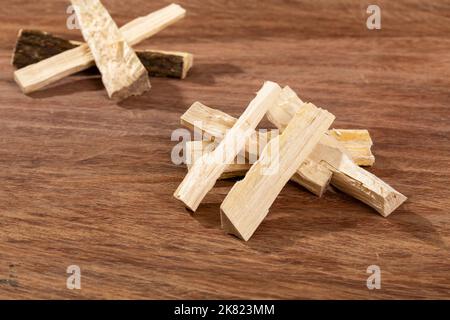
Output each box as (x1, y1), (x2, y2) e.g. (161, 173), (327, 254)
(71, 0), (150, 100)
(329, 129), (374, 166)
(14, 3), (185, 93)
(174, 81), (282, 211)
(12, 29), (193, 79)
(221, 103), (335, 241)
(268, 87), (407, 216)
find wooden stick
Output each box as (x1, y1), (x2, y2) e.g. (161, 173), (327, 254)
(174, 81), (282, 211)
(12, 29), (193, 79)
(310, 134), (407, 217)
(221, 103), (335, 241)
(14, 3), (185, 94)
(71, 0), (150, 100)
(268, 87), (407, 216)
(180, 102), (373, 196)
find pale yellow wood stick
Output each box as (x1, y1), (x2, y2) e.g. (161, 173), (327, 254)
(221, 103), (335, 241)
(71, 0), (150, 100)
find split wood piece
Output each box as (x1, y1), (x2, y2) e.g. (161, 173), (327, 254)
(12, 29), (193, 79)
(174, 81), (282, 211)
(14, 3), (185, 94)
(221, 103), (335, 241)
(180, 102), (373, 196)
(71, 0), (150, 100)
(268, 87), (407, 216)
(329, 129), (374, 166)
(310, 134), (407, 217)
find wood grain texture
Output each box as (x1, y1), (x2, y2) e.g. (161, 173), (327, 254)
(0, 0), (449, 299)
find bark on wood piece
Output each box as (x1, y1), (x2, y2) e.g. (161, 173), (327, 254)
(71, 0), (150, 100)
(221, 103), (335, 241)
(329, 129), (375, 166)
(14, 3), (185, 94)
(174, 81), (282, 211)
(268, 87), (407, 216)
(181, 102), (371, 196)
(12, 29), (193, 79)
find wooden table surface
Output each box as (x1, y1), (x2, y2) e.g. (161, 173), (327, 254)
(0, 0), (449, 299)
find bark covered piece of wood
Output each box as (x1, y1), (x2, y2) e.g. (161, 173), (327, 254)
(71, 0), (150, 100)
(14, 3), (186, 94)
(268, 87), (407, 217)
(174, 81), (282, 211)
(221, 103), (335, 241)
(12, 29), (193, 79)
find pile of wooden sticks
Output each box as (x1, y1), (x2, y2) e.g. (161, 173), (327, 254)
(174, 82), (407, 241)
(12, 2), (191, 100)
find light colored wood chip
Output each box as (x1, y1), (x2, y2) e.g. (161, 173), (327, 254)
(174, 81), (282, 211)
(221, 103), (335, 241)
(329, 129), (375, 166)
(268, 87), (407, 216)
(14, 4), (185, 94)
(71, 0), (150, 100)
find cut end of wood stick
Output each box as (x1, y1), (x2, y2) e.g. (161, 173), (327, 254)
(220, 208), (256, 241)
(136, 50), (193, 79)
(220, 208), (248, 240)
(110, 69), (151, 101)
(382, 190), (407, 217)
(291, 159), (332, 197)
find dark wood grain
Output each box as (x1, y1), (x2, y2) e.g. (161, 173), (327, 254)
(0, 0), (449, 299)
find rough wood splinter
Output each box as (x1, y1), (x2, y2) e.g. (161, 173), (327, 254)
(221, 103), (335, 241)
(174, 81), (282, 211)
(12, 29), (193, 79)
(14, 3), (185, 93)
(71, 0), (150, 100)
(180, 102), (373, 196)
(268, 87), (407, 217)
